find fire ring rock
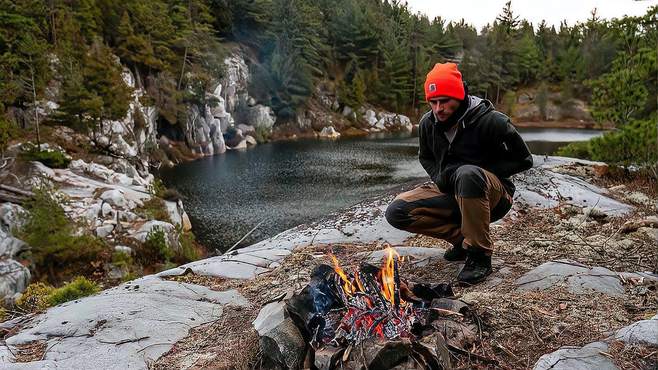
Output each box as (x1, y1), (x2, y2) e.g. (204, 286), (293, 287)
(259, 318), (306, 369)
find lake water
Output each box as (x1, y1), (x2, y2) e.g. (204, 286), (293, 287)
(160, 128), (604, 252)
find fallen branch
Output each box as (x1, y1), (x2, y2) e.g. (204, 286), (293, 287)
(0, 190), (28, 204)
(0, 184), (34, 197)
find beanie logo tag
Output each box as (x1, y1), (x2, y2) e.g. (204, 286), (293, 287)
(429, 83), (436, 92)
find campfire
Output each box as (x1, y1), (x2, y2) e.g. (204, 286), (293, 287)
(323, 248), (420, 346)
(254, 246), (479, 369)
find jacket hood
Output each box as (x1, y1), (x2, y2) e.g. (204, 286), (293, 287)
(460, 95), (494, 128)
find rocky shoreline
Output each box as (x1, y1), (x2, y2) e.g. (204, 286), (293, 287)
(1, 155), (655, 369)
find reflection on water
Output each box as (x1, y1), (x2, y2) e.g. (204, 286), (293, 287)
(160, 134), (426, 252)
(161, 127), (604, 252)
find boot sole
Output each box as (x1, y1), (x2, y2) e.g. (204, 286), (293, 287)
(456, 269), (492, 285)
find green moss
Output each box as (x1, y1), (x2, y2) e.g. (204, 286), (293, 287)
(16, 282), (55, 312)
(47, 277), (100, 306)
(17, 277), (101, 312)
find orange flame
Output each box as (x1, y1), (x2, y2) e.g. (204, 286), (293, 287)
(330, 254), (355, 295)
(380, 247), (398, 305)
(330, 247), (405, 307)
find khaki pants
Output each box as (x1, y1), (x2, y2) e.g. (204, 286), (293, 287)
(385, 165), (512, 255)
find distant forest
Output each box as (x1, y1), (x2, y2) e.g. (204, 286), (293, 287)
(1, 1), (656, 164)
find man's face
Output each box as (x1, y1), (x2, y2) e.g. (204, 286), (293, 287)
(429, 97), (461, 122)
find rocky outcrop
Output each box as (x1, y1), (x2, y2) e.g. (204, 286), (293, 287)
(318, 126), (341, 139)
(0, 156), (194, 300)
(362, 109), (413, 133)
(512, 88), (595, 124)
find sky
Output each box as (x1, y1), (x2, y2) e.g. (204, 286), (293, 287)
(404, 0), (658, 31)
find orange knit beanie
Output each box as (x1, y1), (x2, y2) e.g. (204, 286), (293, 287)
(424, 62), (465, 101)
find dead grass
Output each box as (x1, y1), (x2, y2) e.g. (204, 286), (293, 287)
(12, 340), (47, 363)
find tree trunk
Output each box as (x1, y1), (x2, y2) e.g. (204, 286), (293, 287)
(29, 60), (40, 151)
(178, 45), (188, 90)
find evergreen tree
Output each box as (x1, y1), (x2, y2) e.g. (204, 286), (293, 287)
(56, 40), (131, 137)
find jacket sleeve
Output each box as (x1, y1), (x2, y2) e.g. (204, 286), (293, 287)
(418, 123), (439, 182)
(484, 116), (533, 178)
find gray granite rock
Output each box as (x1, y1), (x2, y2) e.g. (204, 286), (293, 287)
(0, 231), (27, 259)
(533, 341), (619, 370)
(513, 156), (633, 216)
(95, 224), (115, 238)
(515, 260), (625, 296)
(0, 259), (30, 301)
(253, 301), (288, 336)
(100, 189), (127, 208)
(0, 203), (26, 232)
(260, 318), (306, 369)
(130, 220), (178, 247)
(614, 315), (658, 346)
(2, 276), (248, 369)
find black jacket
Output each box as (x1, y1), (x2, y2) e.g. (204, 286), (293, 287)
(418, 96), (533, 196)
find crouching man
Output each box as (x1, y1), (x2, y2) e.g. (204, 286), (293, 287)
(385, 62), (533, 284)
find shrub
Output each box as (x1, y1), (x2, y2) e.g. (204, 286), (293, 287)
(160, 188), (182, 201)
(148, 178), (167, 197)
(19, 186), (106, 282)
(254, 125), (271, 143)
(556, 141), (592, 160)
(502, 91), (516, 116)
(0, 117), (18, 157)
(136, 197), (171, 223)
(536, 83), (549, 120)
(557, 118), (657, 167)
(135, 226), (173, 265)
(173, 229), (202, 264)
(16, 282), (55, 312)
(47, 276), (100, 306)
(147, 179), (181, 201)
(20, 149), (71, 168)
(588, 118), (657, 166)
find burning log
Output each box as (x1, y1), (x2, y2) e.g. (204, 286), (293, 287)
(257, 246), (479, 370)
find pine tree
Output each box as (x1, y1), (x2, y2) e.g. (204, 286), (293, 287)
(56, 40), (131, 136)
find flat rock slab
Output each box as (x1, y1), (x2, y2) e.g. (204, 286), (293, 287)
(533, 341), (619, 370)
(514, 156), (633, 216)
(515, 260), (625, 296)
(614, 315), (658, 346)
(1, 276), (248, 369)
